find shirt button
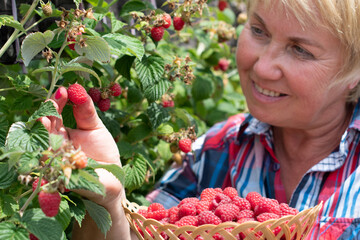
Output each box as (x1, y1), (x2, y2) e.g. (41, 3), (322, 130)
(273, 163), (280, 171)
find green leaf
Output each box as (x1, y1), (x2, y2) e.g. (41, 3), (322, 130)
(0, 149), (24, 169)
(114, 55), (135, 80)
(108, 12), (127, 32)
(157, 123), (174, 135)
(103, 33), (145, 60)
(0, 222), (28, 240)
(5, 121), (49, 152)
(68, 194), (86, 227)
(49, 134), (64, 151)
(12, 95), (33, 111)
(67, 169), (105, 196)
(143, 79), (171, 103)
(127, 83), (143, 103)
(83, 200), (112, 236)
(31, 66), (55, 75)
(127, 123), (152, 143)
(17, 152), (39, 174)
(135, 55), (164, 88)
(91, 163), (125, 185)
(0, 15), (25, 32)
(119, 0), (149, 17)
(0, 193), (18, 216)
(123, 154), (147, 192)
(21, 30), (55, 66)
(146, 103), (170, 129)
(21, 208), (64, 240)
(28, 101), (61, 123)
(0, 163), (17, 189)
(8, 74), (32, 89)
(75, 36), (111, 63)
(55, 200), (72, 230)
(28, 83), (48, 98)
(191, 76), (214, 101)
(0, 116), (9, 147)
(60, 63), (101, 83)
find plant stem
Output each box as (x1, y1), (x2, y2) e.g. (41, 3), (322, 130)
(19, 172), (44, 217)
(0, 87), (16, 92)
(0, 0), (41, 59)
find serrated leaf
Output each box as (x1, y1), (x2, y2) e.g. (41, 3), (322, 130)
(114, 55), (135, 80)
(146, 102), (170, 129)
(67, 169), (105, 196)
(123, 154), (147, 192)
(0, 193), (18, 215)
(28, 101), (61, 123)
(135, 55), (164, 88)
(0, 222), (28, 240)
(157, 123), (174, 135)
(103, 33), (144, 60)
(28, 83), (48, 98)
(143, 79), (171, 103)
(31, 66), (55, 75)
(55, 200), (72, 230)
(75, 36), (110, 63)
(21, 208), (64, 240)
(83, 200), (112, 237)
(108, 12), (127, 32)
(191, 76), (214, 101)
(5, 121), (49, 152)
(50, 134), (64, 151)
(8, 74), (32, 89)
(0, 149), (24, 169)
(0, 163), (17, 189)
(12, 96), (33, 111)
(126, 123), (152, 143)
(0, 116), (9, 147)
(119, 0), (152, 17)
(68, 194), (86, 227)
(0, 15), (25, 32)
(17, 152), (39, 174)
(92, 163), (125, 185)
(60, 63), (101, 82)
(21, 30), (55, 66)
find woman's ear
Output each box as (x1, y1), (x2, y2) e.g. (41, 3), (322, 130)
(348, 80), (360, 90)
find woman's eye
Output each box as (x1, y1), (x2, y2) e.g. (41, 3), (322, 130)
(250, 26), (265, 37)
(292, 45), (314, 59)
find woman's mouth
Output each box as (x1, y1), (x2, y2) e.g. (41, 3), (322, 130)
(254, 82), (286, 97)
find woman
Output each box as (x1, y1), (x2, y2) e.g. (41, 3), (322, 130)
(41, 0), (360, 239)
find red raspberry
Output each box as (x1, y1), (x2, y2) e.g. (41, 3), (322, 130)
(109, 82), (122, 97)
(178, 138), (192, 153)
(70, 150), (88, 169)
(223, 187), (238, 200)
(97, 98), (111, 112)
(67, 32), (82, 50)
(147, 209), (168, 221)
(237, 209), (255, 220)
(200, 188), (222, 201)
(256, 212), (280, 222)
(215, 58), (230, 72)
(198, 211), (222, 225)
(168, 206), (180, 224)
(178, 197), (199, 207)
(88, 87), (101, 103)
(29, 233), (39, 240)
(38, 190), (61, 217)
(218, 0), (228, 11)
(32, 178), (48, 192)
(162, 100), (174, 108)
(173, 16), (185, 31)
(178, 203), (197, 218)
(254, 198), (281, 216)
(151, 26), (165, 42)
(162, 13), (172, 28)
(175, 215), (198, 227)
(67, 83), (88, 105)
(209, 193), (231, 210)
(148, 202), (165, 212)
(214, 203), (240, 222)
(245, 192), (263, 210)
(279, 203), (299, 217)
(138, 209), (148, 217)
(195, 200), (211, 214)
(232, 196), (251, 211)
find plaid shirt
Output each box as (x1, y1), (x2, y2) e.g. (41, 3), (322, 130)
(147, 102), (360, 240)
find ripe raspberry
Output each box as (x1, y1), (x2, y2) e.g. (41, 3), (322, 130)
(178, 197), (199, 207)
(168, 206), (180, 223)
(198, 211), (222, 225)
(178, 138), (192, 153)
(254, 198), (281, 216)
(70, 150), (88, 169)
(173, 16), (185, 31)
(232, 196), (251, 211)
(237, 209), (255, 220)
(214, 203), (240, 222)
(109, 82), (122, 97)
(223, 187), (238, 200)
(279, 203), (299, 217)
(162, 13), (172, 28)
(97, 98), (111, 112)
(38, 190), (61, 217)
(218, 0), (228, 11)
(88, 87), (101, 103)
(195, 200), (211, 214)
(245, 192), (263, 210)
(200, 188), (222, 201)
(32, 178), (48, 192)
(175, 215), (198, 227)
(151, 26), (165, 42)
(209, 193), (231, 211)
(67, 32), (82, 50)
(178, 203), (197, 218)
(148, 202), (165, 212)
(138, 209), (148, 217)
(67, 83), (88, 105)
(215, 58), (230, 72)
(256, 212), (280, 222)
(147, 209), (168, 221)
(162, 100), (174, 108)
(29, 233), (39, 240)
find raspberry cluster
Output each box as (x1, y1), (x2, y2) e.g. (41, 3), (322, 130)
(87, 82), (122, 112)
(136, 188), (299, 239)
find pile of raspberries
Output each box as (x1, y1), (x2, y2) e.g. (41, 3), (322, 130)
(135, 187), (300, 239)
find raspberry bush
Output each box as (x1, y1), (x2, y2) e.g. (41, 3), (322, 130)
(0, 0), (248, 239)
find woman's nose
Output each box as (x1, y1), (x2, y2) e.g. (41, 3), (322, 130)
(252, 43), (283, 81)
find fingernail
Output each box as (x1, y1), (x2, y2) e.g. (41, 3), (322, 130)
(55, 88), (62, 99)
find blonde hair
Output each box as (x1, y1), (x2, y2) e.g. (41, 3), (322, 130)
(247, 0), (360, 102)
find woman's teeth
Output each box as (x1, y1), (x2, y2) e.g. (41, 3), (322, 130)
(254, 83), (281, 97)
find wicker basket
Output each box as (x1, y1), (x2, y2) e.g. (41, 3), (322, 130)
(122, 200), (322, 240)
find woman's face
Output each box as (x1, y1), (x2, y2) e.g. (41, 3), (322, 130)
(236, 2), (349, 129)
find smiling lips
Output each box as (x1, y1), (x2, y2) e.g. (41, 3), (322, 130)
(253, 81), (286, 97)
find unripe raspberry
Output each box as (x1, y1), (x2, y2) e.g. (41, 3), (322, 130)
(109, 82), (122, 97)
(67, 83), (88, 105)
(88, 87), (101, 103)
(38, 190), (61, 217)
(42, 2), (53, 16)
(173, 17), (185, 31)
(98, 98), (111, 112)
(70, 150), (88, 169)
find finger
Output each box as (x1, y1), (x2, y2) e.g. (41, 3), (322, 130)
(38, 117), (52, 132)
(72, 95), (104, 130)
(51, 87), (68, 115)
